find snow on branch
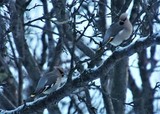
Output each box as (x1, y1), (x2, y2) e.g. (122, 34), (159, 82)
(1, 33), (160, 114)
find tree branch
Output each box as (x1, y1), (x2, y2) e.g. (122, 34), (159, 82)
(1, 33), (160, 113)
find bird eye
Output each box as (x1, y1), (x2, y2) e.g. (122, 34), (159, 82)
(119, 18), (127, 25)
(120, 18), (127, 22)
(58, 68), (64, 76)
(122, 18), (127, 21)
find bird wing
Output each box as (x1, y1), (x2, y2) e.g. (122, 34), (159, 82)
(45, 72), (58, 86)
(34, 71), (58, 95)
(102, 22), (124, 45)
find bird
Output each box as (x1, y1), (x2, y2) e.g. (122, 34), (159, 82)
(31, 66), (64, 97)
(102, 13), (132, 47)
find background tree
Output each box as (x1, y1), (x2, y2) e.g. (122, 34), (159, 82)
(0, 0), (160, 114)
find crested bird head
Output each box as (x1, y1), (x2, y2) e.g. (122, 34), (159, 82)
(119, 13), (128, 25)
(54, 66), (64, 77)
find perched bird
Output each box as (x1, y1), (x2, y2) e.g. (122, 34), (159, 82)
(102, 13), (132, 46)
(31, 67), (64, 97)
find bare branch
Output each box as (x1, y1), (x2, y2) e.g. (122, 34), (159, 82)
(1, 32), (160, 113)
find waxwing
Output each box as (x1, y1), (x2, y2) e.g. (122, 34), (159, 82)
(31, 66), (64, 97)
(102, 13), (132, 46)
